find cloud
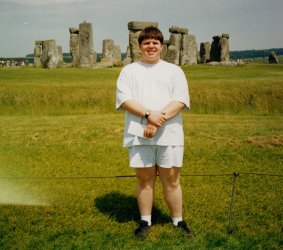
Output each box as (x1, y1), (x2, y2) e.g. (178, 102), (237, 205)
(0, 0), (90, 5)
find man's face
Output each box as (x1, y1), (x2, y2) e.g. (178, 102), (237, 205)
(139, 38), (163, 64)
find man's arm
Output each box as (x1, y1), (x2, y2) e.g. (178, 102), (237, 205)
(121, 100), (166, 127)
(161, 101), (186, 120)
(144, 101), (186, 138)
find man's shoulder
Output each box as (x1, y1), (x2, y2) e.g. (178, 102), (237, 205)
(159, 60), (184, 73)
(159, 60), (181, 68)
(122, 61), (141, 70)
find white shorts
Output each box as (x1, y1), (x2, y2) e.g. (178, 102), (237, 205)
(128, 145), (184, 168)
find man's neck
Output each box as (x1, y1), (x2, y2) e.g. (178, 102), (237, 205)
(141, 58), (161, 65)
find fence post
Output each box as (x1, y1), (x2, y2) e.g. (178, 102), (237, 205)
(227, 171), (239, 234)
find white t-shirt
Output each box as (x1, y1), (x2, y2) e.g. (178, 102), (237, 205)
(116, 60), (190, 147)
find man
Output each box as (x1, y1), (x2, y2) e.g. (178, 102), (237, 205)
(116, 27), (193, 239)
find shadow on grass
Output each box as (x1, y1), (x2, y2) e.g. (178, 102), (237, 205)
(94, 191), (171, 225)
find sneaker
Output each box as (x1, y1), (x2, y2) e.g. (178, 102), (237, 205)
(177, 220), (194, 239)
(134, 220), (150, 239)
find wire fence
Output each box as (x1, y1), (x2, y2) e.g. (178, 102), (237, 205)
(0, 171), (282, 234)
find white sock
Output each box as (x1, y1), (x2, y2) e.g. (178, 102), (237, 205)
(172, 216), (183, 226)
(141, 215), (152, 226)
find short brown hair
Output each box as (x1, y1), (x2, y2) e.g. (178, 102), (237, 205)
(138, 27), (164, 45)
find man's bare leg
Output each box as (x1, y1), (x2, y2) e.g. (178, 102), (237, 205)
(157, 166), (182, 217)
(135, 166), (157, 217)
(134, 167), (157, 238)
(158, 166), (194, 238)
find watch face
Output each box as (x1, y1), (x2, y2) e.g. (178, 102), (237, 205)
(145, 110), (151, 119)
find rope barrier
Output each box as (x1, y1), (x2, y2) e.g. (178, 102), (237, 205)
(0, 170), (282, 235)
(238, 172), (283, 177)
(0, 171), (282, 180)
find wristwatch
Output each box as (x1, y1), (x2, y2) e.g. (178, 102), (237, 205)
(145, 110), (151, 119)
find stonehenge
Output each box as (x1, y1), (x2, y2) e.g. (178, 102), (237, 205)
(33, 20), (236, 68)
(34, 39), (63, 68)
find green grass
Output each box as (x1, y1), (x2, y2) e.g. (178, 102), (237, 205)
(0, 64), (282, 249)
(0, 64), (282, 115)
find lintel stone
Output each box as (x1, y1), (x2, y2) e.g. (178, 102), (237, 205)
(35, 40), (44, 45)
(128, 21), (158, 30)
(213, 35), (221, 41)
(222, 33), (230, 39)
(69, 27), (79, 34)
(169, 26), (188, 34)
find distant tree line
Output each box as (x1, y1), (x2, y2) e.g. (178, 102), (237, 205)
(1, 48), (282, 65)
(230, 48), (283, 59)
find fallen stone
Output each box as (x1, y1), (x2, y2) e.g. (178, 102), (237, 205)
(269, 51), (279, 64)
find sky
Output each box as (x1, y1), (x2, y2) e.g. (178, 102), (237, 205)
(0, 0), (282, 57)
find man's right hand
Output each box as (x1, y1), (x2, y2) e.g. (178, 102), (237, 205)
(144, 121), (159, 138)
(148, 111), (167, 127)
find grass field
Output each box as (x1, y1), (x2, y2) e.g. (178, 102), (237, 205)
(0, 64), (282, 249)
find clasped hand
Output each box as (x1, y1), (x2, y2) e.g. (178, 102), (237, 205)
(143, 111), (166, 138)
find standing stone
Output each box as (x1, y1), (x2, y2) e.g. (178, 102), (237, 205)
(57, 46), (64, 66)
(41, 40), (60, 68)
(125, 45), (131, 58)
(210, 34), (230, 62)
(102, 39), (115, 60)
(123, 46), (132, 66)
(165, 26), (197, 65)
(69, 27), (80, 67)
(220, 34), (230, 61)
(268, 51), (279, 64)
(169, 33), (182, 65)
(160, 40), (169, 60)
(166, 45), (179, 65)
(129, 30), (142, 62)
(34, 40), (43, 67)
(180, 34), (198, 65)
(127, 21), (158, 62)
(200, 42), (211, 63)
(210, 35), (221, 62)
(113, 45), (122, 67)
(99, 39), (122, 67)
(79, 21), (96, 68)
